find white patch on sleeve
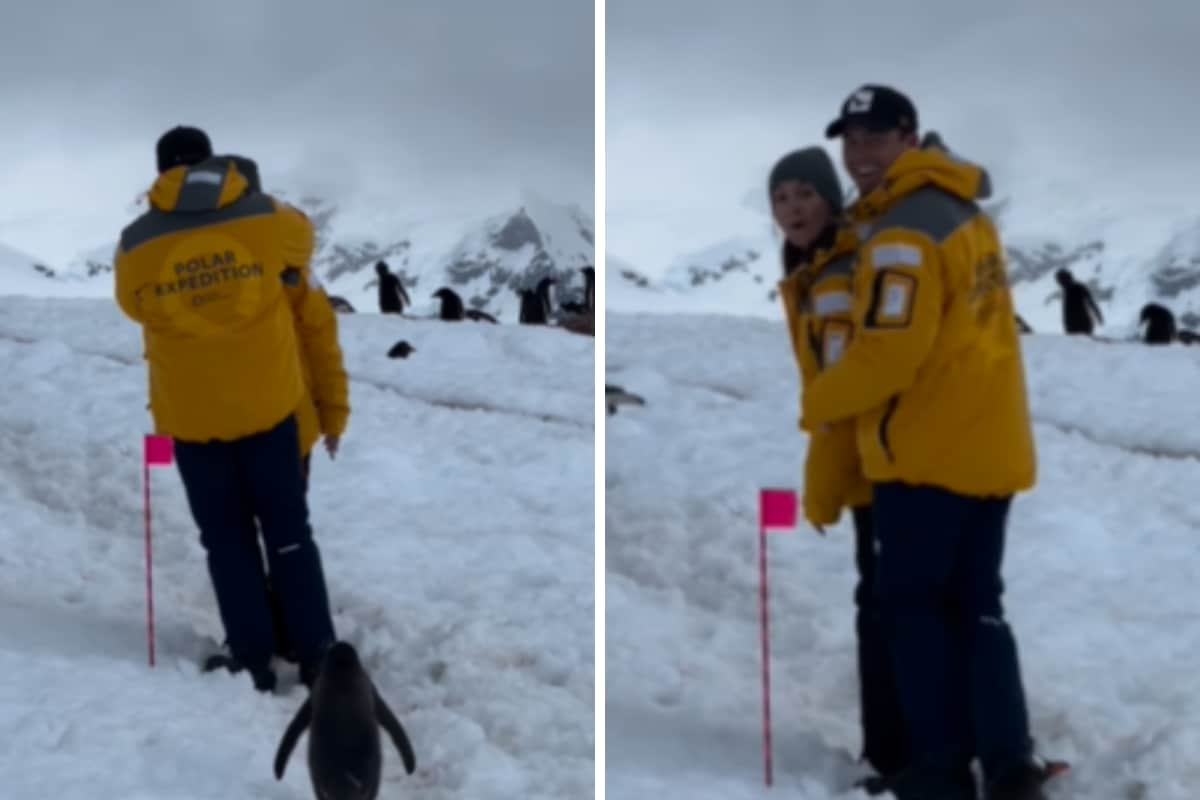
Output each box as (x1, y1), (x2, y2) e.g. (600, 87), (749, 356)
(812, 290), (851, 317)
(824, 329), (848, 365)
(185, 170), (224, 186)
(872, 243), (922, 269)
(882, 282), (911, 318)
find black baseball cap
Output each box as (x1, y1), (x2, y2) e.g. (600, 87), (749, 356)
(824, 85), (918, 139)
(156, 125), (213, 173)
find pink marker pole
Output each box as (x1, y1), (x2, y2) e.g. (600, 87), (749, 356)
(142, 435), (174, 667)
(758, 515), (773, 786)
(757, 488), (798, 788)
(143, 453), (155, 667)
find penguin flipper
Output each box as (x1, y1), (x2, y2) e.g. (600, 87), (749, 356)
(373, 688), (417, 774)
(273, 697), (312, 779)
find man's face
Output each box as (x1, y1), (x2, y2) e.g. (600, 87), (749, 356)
(841, 125), (917, 195)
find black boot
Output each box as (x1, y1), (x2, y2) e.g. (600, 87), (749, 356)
(203, 643), (276, 693)
(202, 643), (244, 674)
(853, 771), (898, 796)
(249, 663), (278, 694)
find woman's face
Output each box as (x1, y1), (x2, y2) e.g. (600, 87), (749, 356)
(770, 180), (831, 249)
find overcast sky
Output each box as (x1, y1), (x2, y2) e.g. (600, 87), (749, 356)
(0, 0), (593, 266)
(608, 0), (1200, 275)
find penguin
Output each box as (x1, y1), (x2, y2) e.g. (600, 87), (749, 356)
(1015, 313), (1032, 334)
(387, 340), (416, 359)
(1178, 329), (1200, 345)
(518, 289), (548, 324)
(560, 266), (596, 314)
(1139, 302), (1177, 344)
(606, 384), (646, 415)
(327, 295), (357, 313)
(582, 266), (595, 312)
(464, 309), (499, 323)
(375, 261), (411, 314)
(274, 641), (417, 800)
(1055, 268), (1103, 335)
(432, 287), (466, 321)
(536, 276), (556, 319)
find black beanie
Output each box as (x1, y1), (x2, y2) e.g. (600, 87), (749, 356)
(156, 126), (213, 173)
(767, 147), (843, 216)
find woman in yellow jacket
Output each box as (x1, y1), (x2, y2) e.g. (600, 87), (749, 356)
(771, 146), (906, 791)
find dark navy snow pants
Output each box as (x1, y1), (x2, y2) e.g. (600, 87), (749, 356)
(872, 482), (1033, 783)
(851, 504), (908, 777)
(174, 415), (335, 673)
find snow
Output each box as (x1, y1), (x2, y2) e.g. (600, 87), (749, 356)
(605, 311), (1200, 800)
(0, 296), (594, 799)
(0, 241), (104, 300)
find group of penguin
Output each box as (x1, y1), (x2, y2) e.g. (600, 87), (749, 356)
(329, 260), (595, 331)
(1015, 269), (1197, 345)
(331, 261), (596, 360)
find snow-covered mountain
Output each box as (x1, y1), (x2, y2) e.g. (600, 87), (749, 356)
(0, 240), (107, 298)
(2, 189), (594, 322)
(609, 188), (1200, 337)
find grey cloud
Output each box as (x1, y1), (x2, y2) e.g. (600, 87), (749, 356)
(607, 0), (1200, 268)
(0, 0), (593, 262)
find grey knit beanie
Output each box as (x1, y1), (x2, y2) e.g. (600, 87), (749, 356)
(767, 147), (844, 215)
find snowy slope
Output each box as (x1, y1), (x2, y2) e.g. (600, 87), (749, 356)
(12, 187), (594, 321)
(605, 312), (1200, 799)
(0, 297), (594, 799)
(0, 240), (99, 298)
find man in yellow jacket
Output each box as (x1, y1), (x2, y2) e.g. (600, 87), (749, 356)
(212, 153), (350, 666)
(809, 87), (1043, 800)
(115, 126), (340, 693)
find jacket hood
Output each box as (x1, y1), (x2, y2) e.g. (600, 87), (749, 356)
(854, 136), (992, 219)
(148, 158), (250, 213)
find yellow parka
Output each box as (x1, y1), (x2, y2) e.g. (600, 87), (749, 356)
(800, 147), (1036, 497)
(115, 159), (320, 443)
(779, 227), (873, 526)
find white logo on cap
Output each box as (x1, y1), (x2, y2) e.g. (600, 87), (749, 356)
(847, 89), (874, 113)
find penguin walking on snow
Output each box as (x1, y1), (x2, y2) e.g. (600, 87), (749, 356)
(274, 641), (416, 800)
(518, 289), (548, 324)
(376, 261), (410, 314)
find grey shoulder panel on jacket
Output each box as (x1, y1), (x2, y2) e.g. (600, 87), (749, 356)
(870, 186), (980, 245)
(118, 193), (277, 254)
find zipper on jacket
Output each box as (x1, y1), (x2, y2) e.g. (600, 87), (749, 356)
(878, 395), (899, 463)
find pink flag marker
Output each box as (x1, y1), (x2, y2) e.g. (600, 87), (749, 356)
(757, 487), (798, 787)
(142, 435), (174, 667)
(759, 488), (798, 533)
(144, 434), (174, 467)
